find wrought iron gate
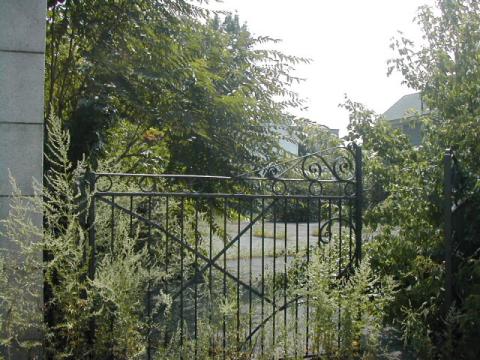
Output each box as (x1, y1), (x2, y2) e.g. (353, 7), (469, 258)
(86, 145), (363, 358)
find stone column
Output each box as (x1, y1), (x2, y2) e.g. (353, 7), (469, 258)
(0, 0), (47, 358)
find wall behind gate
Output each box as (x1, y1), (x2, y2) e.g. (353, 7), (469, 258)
(0, 0), (46, 358)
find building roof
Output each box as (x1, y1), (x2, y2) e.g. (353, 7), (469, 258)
(383, 92), (425, 120)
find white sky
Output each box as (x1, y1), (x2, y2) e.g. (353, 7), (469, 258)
(210, 0), (434, 135)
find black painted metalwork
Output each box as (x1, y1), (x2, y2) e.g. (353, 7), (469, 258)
(443, 149), (453, 312)
(443, 149), (471, 314)
(85, 145), (363, 358)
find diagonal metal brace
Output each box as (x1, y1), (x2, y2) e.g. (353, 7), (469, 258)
(171, 199), (279, 302)
(96, 196), (275, 305)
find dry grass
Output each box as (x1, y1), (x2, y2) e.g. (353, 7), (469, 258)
(253, 228), (286, 239)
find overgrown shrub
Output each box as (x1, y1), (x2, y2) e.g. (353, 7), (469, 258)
(298, 238), (396, 359)
(0, 116), (172, 359)
(1, 116), (400, 359)
(343, 0), (480, 350)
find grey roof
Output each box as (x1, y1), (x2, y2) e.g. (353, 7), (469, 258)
(383, 92), (426, 120)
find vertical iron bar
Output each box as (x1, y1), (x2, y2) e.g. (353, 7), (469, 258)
(236, 201), (241, 349)
(261, 198), (265, 356)
(317, 197), (321, 247)
(349, 199), (353, 266)
(111, 195), (115, 254)
(339, 199), (342, 276)
(180, 197), (185, 350)
(223, 197), (227, 359)
(129, 196), (133, 238)
(328, 200), (332, 249)
(194, 200), (199, 359)
(86, 172), (96, 357)
(109, 194), (115, 359)
(295, 199), (299, 358)
(338, 199), (342, 350)
(354, 144), (363, 266)
(147, 197), (152, 360)
(444, 149), (453, 311)
(330, 196), (337, 352)
(209, 199), (214, 352)
(283, 198), (288, 357)
(272, 201), (277, 349)
(165, 196), (169, 275)
(317, 196), (322, 357)
(249, 199), (253, 348)
(305, 198), (310, 356)
(165, 196), (170, 346)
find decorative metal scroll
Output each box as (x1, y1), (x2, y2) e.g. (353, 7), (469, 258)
(240, 145), (356, 195)
(90, 145), (358, 197)
(84, 143), (363, 359)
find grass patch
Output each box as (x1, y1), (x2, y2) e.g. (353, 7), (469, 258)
(253, 228), (286, 239)
(311, 227), (329, 237)
(311, 227), (336, 237)
(230, 247), (307, 259)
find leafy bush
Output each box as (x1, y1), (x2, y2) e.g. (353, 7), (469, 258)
(0, 116), (172, 359)
(298, 238), (396, 359)
(342, 1), (480, 356)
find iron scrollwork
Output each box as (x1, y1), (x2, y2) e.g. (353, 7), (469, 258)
(94, 174), (113, 192)
(90, 145), (359, 197)
(252, 145), (357, 196)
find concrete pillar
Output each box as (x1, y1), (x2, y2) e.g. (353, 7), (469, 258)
(0, 0), (47, 358)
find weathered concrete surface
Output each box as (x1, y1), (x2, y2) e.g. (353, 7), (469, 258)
(0, 52), (45, 124)
(0, 0), (47, 358)
(0, 123), (43, 195)
(0, 0), (46, 53)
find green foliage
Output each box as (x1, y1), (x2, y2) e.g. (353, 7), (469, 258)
(388, 0), (480, 175)
(0, 116), (172, 358)
(0, 178), (44, 358)
(298, 239), (396, 359)
(3, 116), (309, 359)
(343, 1), (480, 357)
(399, 302), (434, 358)
(292, 118), (341, 155)
(46, 1), (308, 176)
(344, 99), (453, 357)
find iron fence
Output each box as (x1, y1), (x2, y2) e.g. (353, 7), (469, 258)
(85, 145), (363, 358)
(443, 149), (480, 314)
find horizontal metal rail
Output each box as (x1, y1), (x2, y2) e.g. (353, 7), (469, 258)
(94, 172), (353, 184)
(84, 144), (363, 359)
(95, 191), (355, 200)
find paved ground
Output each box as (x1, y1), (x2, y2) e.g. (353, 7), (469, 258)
(185, 222), (412, 358)
(196, 221), (355, 287)
(207, 221), (354, 258)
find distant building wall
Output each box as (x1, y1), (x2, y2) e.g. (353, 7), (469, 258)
(389, 117), (423, 146)
(383, 92), (427, 146)
(277, 126), (299, 155)
(329, 128), (339, 137)
(0, 0), (46, 357)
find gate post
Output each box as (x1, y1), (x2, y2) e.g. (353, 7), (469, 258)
(0, 1), (47, 358)
(84, 171), (97, 356)
(354, 144), (363, 266)
(443, 149), (453, 312)
(85, 171), (97, 283)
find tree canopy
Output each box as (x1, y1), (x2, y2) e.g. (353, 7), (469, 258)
(346, 0), (480, 357)
(46, 0), (315, 176)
